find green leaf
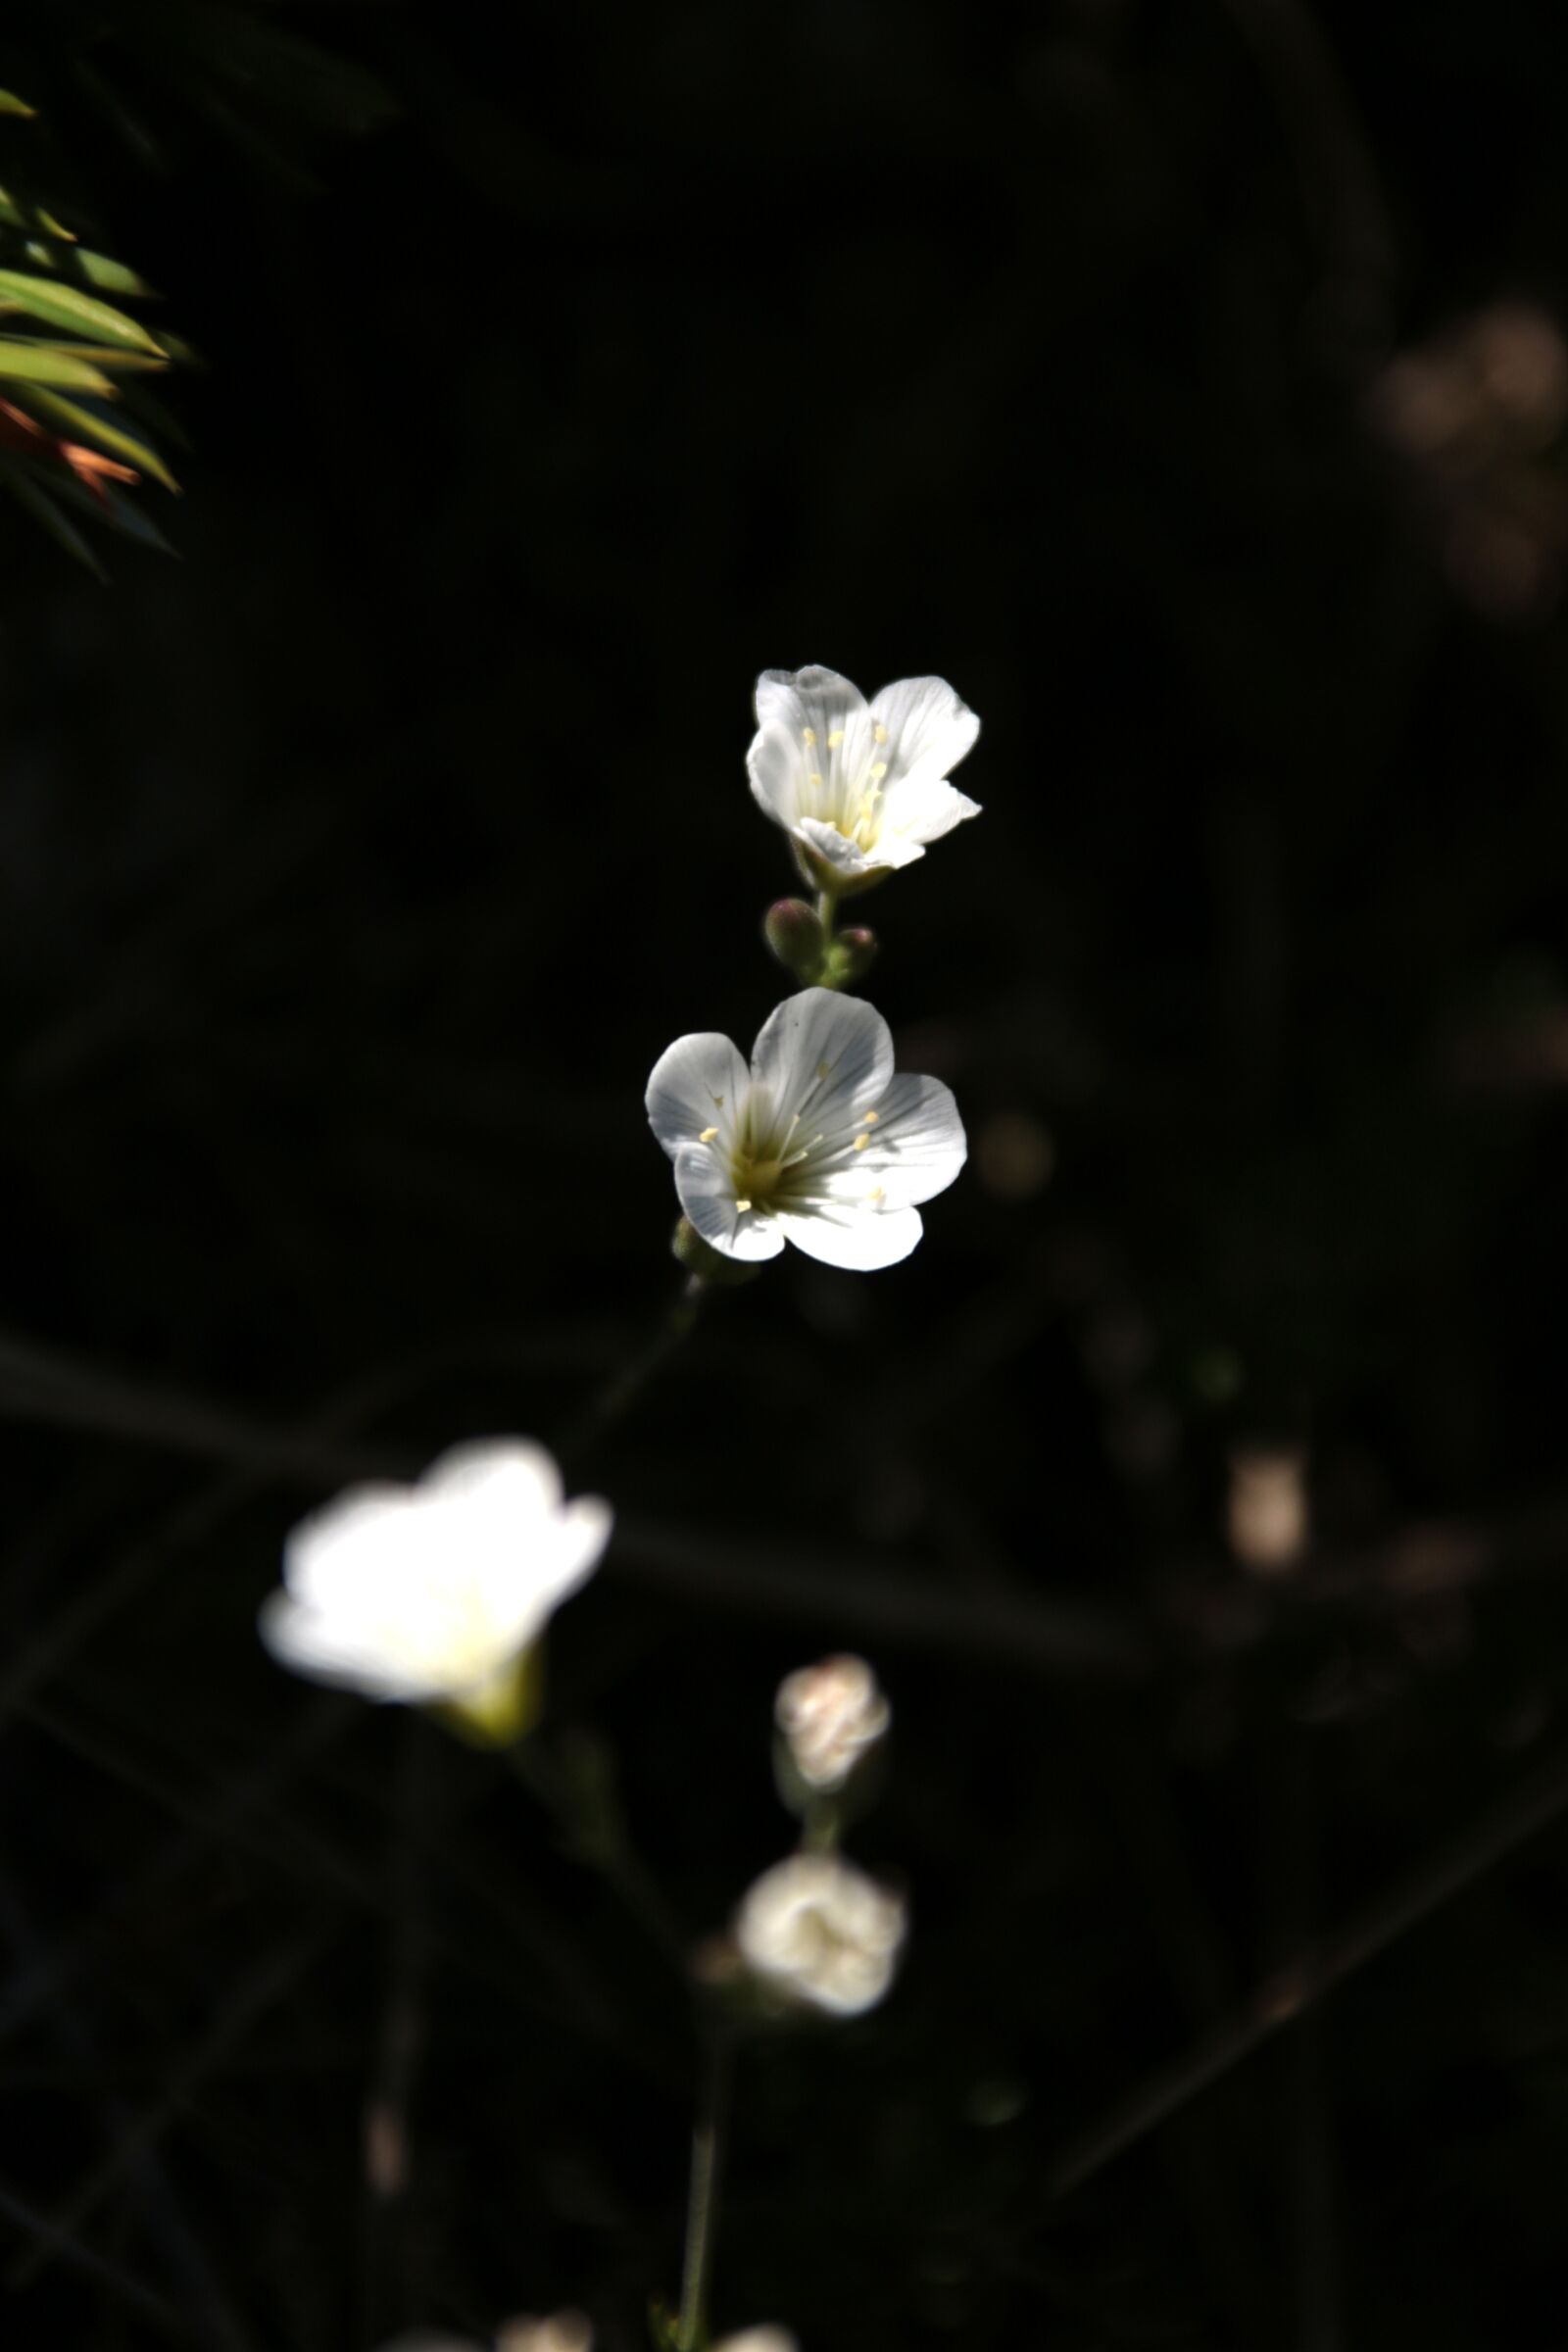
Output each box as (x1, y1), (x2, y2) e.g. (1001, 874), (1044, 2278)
(0, 92), (37, 121)
(0, 270), (165, 353)
(0, 459), (107, 577)
(9, 387), (179, 491)
(9, 341), (170, 374)
(0, 191), (74, 246)
(13, 237), (157, 301)
(0, 340), (116, 393)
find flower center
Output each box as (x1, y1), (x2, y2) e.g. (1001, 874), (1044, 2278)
(801, 721), (892, 852)
(724, 1102), (823, 1213)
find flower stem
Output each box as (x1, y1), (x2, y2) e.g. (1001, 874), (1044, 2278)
(815, 888), (837, 949)
(564, 1277), (706, 1457)
(675, 2023), (733, 2352)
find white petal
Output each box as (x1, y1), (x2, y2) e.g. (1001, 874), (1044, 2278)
(646, 1032), (750, 1159)
(750, 667), (876, 837)
(283, 1483), (426, 1613)
(861, 1071), (967, 1205)
(879, 777), (982, 851)
(258, 1591), (439, 1702)
(793, 814), (929, 878)
(775, 1201), (924, 1269)
(749, 988), (894, 1140)
(673, 1142), (787, 1262)
(868, 674), (980, 795)
(755, 664), (869, 744)
(421, 1437), (563, 1519)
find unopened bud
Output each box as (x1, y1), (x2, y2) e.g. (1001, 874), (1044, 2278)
(763, 898), (826, 982)
(825, 926), (878, 988)
(775, 1654), (890, 1810)
(671, 1216), (764, 1286)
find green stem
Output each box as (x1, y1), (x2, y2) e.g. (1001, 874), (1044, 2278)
(504, 1738), (690, 1979)
(815, 888), (837, 948)
(675, 2025), (733, 2352)
(564, 1278), (705, 1457)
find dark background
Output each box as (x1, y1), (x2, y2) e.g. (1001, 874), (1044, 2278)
(4, 1), (1568, 2344)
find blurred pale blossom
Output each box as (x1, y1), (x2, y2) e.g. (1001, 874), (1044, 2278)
(775, 1655), (890, 1793)
(748, 664), (980, 889)
(735, 1852), (906, 2017)
(647, 988), (966, 1271)
(261, 1441), (611, 1742)
(712, 2333), (799, 2352)
(1370, 299), (1568, 618)
(1226, 1445), (1308, 1575)
(497, 2316), (594, 2352)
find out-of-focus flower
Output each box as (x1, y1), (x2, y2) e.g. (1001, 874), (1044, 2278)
(497, 2316), (594, 2352)
(1226, 1445), (1308, 1575)
(776, 1655), (890, 1794)
(647, 988), (965, 1271)
(712, 2332), (799, 2352)
(735, 1852), (906, 2017)
(261, 1442), (611, 1744)
(1369, 299), (1568, 620)
(748, 665), (980, 891)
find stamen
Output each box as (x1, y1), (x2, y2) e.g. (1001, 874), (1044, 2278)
(699, 1126), (717, 1143)
(873, 722), (888, 744)
(808, 771), (823, 787)
(869, 761), (888, 782)
(853, 1135), (870, 1152)
(816, 1059), (831, 1081)
(803, 726), (816, 746)
(735, 1198), (752, 1212)
(861, 1111), (879, 1124)
(866, 1185), (884, 1203)
(827, 728), (844, 748)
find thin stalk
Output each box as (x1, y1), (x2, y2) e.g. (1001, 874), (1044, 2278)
(675, 2025), (733, 2352)
(563, 1278), (706, 1458)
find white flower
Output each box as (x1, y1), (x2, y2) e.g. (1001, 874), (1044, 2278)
(748, 665), (980, 888)
(646, 988), (966, 1272)
(776, 1655), (890, 1794)
(713, 2333), (799, 2352)
(261, 1441), (611, 1742)
(734, 1852), (906, 2017)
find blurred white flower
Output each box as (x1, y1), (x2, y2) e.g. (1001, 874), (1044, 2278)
(735, 1852), (906, 2017)
(647, 988), (965, 1271)
(713, 2332), (799, 2352)
(748, 665), (980, 888)
(261, 1441), (611, 1743)
(497, 2316), (593, 2352)
(776, 1655), (890, 1793)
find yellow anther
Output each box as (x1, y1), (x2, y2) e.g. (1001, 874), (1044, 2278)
(735, 1198), (752, 1212)
(873, 722), (888, 744)
(808, 771), (822, 787)
(866, 1185), (884, 1202)
(869, 761), (888, 782)
(816, 1059), (831, 1080)
(853, 1134), (870, 1152)
(803, 726), (816, 745)
(861, 1110), (879, 1125)
(827, 728), (845, 749)
(699, 1126), (717, 1143)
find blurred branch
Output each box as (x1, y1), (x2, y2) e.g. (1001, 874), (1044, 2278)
(1049, 1738), (1568, 2197)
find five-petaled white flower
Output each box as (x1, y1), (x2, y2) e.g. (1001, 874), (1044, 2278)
(261, 1441), (611, 1743)
(735, 1852), (907, 2018)
(748, 664), (980, 889)
(646, 988), (966, 1272)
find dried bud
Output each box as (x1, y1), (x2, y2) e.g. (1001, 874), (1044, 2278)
(775, 1654), (890, 1796)
(763, 897), (826, 982)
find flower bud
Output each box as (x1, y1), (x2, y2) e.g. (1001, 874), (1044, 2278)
(734, 1851), (906, 2017)
(825, 925), (878, 988)
(670, 1215), (765, 1286)
(763, 897), (826, 982)
(775, 1654), (890, 1802)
